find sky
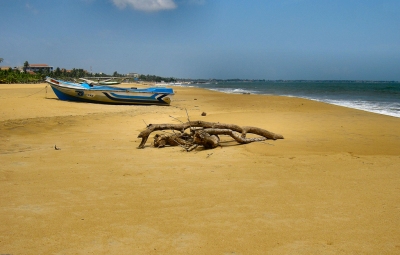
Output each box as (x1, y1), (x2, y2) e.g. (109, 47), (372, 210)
(1, 0), (399, 80)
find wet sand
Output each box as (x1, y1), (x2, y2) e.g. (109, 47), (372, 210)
(1, 83), (399, 254)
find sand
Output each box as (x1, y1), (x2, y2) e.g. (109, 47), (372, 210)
(1, 83), (399, 254)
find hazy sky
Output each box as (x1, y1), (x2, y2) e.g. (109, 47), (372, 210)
(1, 0), (399, 80)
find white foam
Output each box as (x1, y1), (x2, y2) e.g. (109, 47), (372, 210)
(210, 88), (258, 94)
(310, 98), (400, 118)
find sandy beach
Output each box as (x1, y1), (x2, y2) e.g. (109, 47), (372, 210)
(1, 83), (399, 254)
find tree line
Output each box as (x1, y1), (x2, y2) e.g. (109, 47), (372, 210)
(0, 59), (176, 84)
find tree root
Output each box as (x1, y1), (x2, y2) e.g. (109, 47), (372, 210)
(138, 120), (283, 150)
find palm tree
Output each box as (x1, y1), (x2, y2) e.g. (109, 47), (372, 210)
(54, 67), (61, 77)
(23, 61), (29, 73)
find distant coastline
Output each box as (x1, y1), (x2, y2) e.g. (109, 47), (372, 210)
(185, 79), (400, 84)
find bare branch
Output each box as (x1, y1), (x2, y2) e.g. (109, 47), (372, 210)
(137, 120), (283, 149)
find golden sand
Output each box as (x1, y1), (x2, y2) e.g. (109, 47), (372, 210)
(1, 83), (399, 254)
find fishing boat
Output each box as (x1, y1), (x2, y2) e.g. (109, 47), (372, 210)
(45, 77), (174, 105)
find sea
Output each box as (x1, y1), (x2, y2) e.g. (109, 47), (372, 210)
(184, 81), (400, 118)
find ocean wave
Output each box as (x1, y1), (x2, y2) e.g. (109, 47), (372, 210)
(209, 88), (258, 94)
(316, 99), (400, 118)
(192, 81), (400, 118)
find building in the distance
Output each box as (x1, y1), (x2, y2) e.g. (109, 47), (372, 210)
(25, 64), (53, 73)
(127, 72), (139, 78)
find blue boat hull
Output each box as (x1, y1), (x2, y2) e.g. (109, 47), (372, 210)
(46, 77), (174, 105)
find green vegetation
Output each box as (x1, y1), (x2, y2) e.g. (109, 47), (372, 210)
(0, 67), (43, 84)
(0, 59), (177, 84)
(139, 74), (176, 83)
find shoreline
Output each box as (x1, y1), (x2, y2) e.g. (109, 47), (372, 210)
(180, 81), (400, 118)
(2, 81), (399, 118)
(1, 83), (399, 254)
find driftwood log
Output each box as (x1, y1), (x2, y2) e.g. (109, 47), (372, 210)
(138, 121), (283, 150)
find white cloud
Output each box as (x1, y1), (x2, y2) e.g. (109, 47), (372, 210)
(112, 0), (177, 12)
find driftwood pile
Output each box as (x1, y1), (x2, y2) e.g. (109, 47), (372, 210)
(137, 121), (283, 151)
